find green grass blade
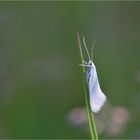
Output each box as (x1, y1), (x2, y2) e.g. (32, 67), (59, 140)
(77, 32), (98, 140)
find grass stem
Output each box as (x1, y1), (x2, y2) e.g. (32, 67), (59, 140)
(77, 32), (98, 140)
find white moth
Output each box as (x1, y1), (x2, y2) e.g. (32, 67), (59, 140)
(80, 37), (106, 113)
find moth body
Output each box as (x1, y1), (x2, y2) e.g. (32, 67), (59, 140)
(80, 36), (107, 113)
(86, 60), (106, 113)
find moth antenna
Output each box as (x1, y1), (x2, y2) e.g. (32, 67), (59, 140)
(91, 39), (96, 60)
(83, 36), (90, 60)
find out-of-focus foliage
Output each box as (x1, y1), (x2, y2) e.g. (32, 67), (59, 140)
(0, 1), (140, 139)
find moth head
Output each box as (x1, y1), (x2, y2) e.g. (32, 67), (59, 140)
(88, 60), (94, 67)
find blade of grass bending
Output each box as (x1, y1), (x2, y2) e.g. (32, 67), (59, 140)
(77, 32), (98, 140)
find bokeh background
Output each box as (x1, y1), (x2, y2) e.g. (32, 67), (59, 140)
(0, 1), (140, 139)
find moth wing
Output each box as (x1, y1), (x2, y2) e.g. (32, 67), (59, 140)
(89, 66), (106, 113)
(90, 89), (106, 113)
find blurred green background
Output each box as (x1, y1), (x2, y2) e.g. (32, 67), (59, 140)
(0, 1), (140, 139)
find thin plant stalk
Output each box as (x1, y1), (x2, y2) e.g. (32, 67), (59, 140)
(77, 32), (98, 140)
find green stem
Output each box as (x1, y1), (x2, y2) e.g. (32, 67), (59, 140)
(77, 32), (98, 140)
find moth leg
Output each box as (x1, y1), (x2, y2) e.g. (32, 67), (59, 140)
(83, 60), (88, 64)
(79, 64), (89, 67)
(85, 70), (90, 84)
